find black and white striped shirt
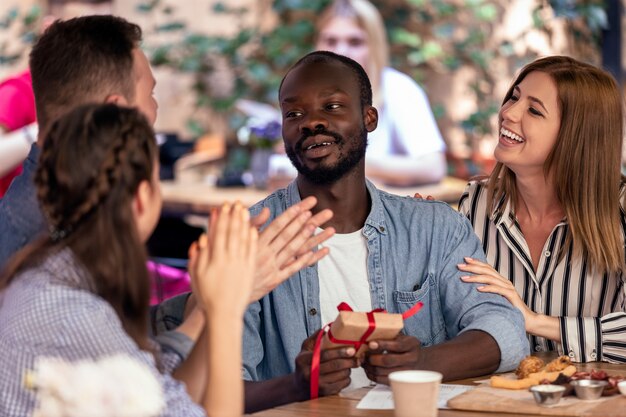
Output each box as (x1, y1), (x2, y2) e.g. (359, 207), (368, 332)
(459, 180), (626, 363)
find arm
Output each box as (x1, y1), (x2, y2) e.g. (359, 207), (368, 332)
(363, 330), (499, 384)
(365, 70), (446, 187)
(244, 331), (358, 413)
(182, 203), (257, 417)
(0, 124), (36, 177)
(458, 257), (560, 342)
(364, 210), (528, 381)
(365, 151), (446, 186)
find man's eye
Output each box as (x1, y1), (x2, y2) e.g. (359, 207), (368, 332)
(327, 103), (341, 110)
(285, 111), (302, 118)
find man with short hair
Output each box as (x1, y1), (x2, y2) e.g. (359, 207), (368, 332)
(0, 15), (154, 267)
(242, 51), (529, 411)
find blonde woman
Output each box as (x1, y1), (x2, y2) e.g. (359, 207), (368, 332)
(315, 0), (446, 186)
(458, 56), (626, 363)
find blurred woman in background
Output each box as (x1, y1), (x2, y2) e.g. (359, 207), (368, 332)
(315, 0), (447, 186)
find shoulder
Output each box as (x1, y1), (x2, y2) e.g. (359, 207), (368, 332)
(377, 189), (466, 227)
(249, 187), (289, 218)
(382, 67), (427, 96)
(1, 257), (118, 345)
(458, 179), (489, 216)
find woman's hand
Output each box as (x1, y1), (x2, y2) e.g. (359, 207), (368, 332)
(188, 202), (258, 318)
(249, 196), (335, 302)
(458, 257), (537, 331)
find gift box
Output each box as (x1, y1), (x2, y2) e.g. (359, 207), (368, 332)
(320, 309), (404, 356)
(309, 301), (423, 399)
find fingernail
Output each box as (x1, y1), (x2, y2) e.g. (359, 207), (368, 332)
(460, 276), (469, 280)
(346, 348), (356, 356)
(464, 257), (473, 262)
(457, 263), (466, 268)
(369, 341), (379, 350)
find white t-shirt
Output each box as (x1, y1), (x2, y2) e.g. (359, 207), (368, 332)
(366, 67), (446, 160)
(318, 228), (372, 391)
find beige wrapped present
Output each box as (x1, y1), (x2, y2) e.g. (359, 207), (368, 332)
(321, 309), (404, 356)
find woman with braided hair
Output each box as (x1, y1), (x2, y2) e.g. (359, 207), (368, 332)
(0, 103), (258, 417)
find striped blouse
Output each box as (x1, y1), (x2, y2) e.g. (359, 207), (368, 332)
(459, 180), (626, 363)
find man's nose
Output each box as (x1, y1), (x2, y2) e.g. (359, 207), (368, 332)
(300, 110), (328, 133)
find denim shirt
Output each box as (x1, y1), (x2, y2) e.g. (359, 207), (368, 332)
(0, 144), (45, 270)
(243, 180), (529, 381)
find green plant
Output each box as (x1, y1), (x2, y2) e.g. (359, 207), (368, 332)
(0, 5), (41, 65)
(138, 0), (330, 137)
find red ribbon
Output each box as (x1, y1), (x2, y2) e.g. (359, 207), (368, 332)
(309, 301), (423, 399)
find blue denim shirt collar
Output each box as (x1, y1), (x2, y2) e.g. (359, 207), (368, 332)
(285, 178), (388, 236)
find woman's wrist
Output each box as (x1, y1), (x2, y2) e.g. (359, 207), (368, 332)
(525, 312), (561, 342)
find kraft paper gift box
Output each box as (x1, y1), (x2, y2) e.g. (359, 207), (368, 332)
(321, 310), (404, 356)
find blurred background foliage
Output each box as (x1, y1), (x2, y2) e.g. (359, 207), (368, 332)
(0, 0), (609, 165)
(133, 0), (607, 148)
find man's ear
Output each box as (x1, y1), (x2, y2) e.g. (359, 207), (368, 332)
(364, 105), (378, 133)
(105, 94), (129, 106)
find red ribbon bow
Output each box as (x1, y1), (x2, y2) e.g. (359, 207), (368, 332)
(309, 301), (423, 399)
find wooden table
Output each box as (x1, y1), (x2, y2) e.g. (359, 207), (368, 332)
(248, 355), (626, 417)
(160, 176), (468, 215)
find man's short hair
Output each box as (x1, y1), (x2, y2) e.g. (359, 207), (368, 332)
(280, 51), (373, 108)
(30, 15), (142, 131)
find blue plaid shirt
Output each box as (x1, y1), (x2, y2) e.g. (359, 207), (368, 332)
(0, 248), (204, 417)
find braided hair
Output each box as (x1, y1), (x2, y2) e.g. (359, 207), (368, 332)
(2, 104), (158, 353)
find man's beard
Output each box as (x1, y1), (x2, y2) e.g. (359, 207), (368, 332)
(285, 125), (367, 185)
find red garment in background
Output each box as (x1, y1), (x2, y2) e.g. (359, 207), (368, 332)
(0, 70), (36, 197)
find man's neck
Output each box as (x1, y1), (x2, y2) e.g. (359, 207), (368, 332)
(296, 171), (370, 234)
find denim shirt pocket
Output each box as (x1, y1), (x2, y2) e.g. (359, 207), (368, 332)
(392, 273), (445, 346)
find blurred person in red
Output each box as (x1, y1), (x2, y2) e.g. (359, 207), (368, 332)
(0, 0), (112, 198)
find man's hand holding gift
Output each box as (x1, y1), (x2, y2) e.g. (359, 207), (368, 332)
(294, 330), (359, 398)
(362, 335), (424, 385)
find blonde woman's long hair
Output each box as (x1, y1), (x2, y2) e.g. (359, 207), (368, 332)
(488, 56), (625, 274)
(316, 0), (388, 109)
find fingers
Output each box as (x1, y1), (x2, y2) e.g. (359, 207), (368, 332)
(228, 203), (244, 257)
(270, 211), (313, 259)
(307, 208), (333, 229)
(211, 203), (231, 260)
(258, 204), (305, 246)
(250, 207), (270, 229)
(367, 335), (420, 355)
(294, 227), (335, 258)
(361, 336), (421, 385)
(457, 257), (503, 280)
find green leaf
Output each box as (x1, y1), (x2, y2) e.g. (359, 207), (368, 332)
(22, 5), (41, 26)
(474, 4), (497, 22)
(136, 0), (160, 13)
(155, 22), (185, 32)
(213, 3), (227, 13)
(186, 119), (205, 137)
(391, 28), (422, 47)
(406, 0), (426, 7)
(421, 41), (444, 60)
(0, 7), (19, 29)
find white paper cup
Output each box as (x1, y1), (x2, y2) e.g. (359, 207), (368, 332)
(389, 370), (443, 417)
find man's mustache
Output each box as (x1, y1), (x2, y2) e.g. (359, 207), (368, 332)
(295, 129), (343, 151)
